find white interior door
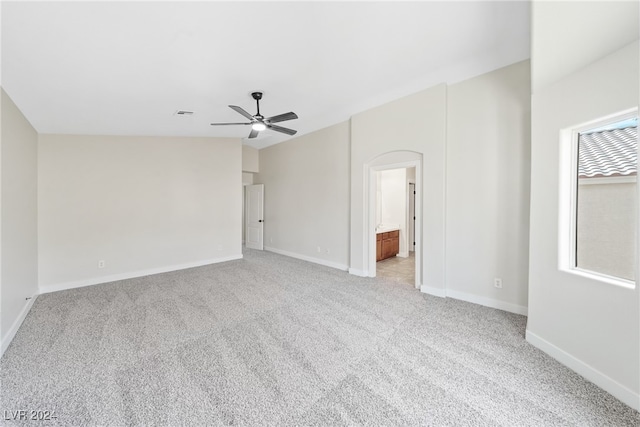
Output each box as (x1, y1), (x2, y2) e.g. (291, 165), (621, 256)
(245, 184), (264, 250)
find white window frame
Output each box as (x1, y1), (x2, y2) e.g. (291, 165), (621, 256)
(558, 108), (638, 289)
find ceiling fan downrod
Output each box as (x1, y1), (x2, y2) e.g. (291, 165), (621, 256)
(252, 92), (263, 119)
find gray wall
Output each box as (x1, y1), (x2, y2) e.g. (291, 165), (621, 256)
(38, 134), (242, 291)
(1, 88), (39, 352)
(528, 0), (639, 408)
(256, 121), (350, 269)
(446, 60), (531, 312)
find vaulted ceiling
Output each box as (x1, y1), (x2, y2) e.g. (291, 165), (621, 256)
(2, 2), (530, 149)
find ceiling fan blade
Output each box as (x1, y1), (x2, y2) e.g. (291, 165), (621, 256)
(265, 112), (298, 124)
(268, 124), (297, 136)
(248, 128), (259, 139)
(210, 122), (252, 126)
(229, 105), (254, 120)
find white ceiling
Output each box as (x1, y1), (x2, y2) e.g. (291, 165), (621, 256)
(2, 1), (530, 149)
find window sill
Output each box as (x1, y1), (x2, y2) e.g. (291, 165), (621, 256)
(560, 267), (636, 290)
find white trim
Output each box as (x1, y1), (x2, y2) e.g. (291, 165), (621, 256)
(579, 176), (636, 185)
(526, 330), (640, 411)
(38, 255), (243, 294)
(348, 268), (368, 277)
(419, 286), (528, 316)
(559, 108), (638, 288)
(1, 295), (38, 357)
(446, 289), (528, 316)
(564, 267), (635, 290)
(420, 285), (446, 298)
(558, 126), (579, 273)
(572, 109), (638, 135)
(264, 246), (349, 271)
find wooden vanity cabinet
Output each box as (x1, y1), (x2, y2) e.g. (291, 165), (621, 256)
(376, 230), (399, 261)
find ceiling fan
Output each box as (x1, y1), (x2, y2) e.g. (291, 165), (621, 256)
(210, 92), (298, 139)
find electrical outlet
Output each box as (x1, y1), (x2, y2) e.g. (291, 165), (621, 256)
(270, 237), (273, 243)
(317, 246), (321, 253)
(326, 248), (330, 254)
(494, 278), (503, 288)
(98, 260), (105, 269)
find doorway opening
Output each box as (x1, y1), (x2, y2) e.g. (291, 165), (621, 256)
(373, 167), (416, 287)
(366, 155), (422, 289)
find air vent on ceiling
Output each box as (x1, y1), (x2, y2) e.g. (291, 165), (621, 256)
(175, 110), (194, 116)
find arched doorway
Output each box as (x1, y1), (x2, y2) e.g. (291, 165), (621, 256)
(365, 151), (422, 289)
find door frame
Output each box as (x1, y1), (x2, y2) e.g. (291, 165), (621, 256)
(367, 159), (422, 289)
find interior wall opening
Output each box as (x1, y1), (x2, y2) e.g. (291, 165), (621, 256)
(374, 167), (417, 287)
(366, 154), (422, 289)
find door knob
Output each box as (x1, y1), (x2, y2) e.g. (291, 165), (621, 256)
(258, 220), (263, 223)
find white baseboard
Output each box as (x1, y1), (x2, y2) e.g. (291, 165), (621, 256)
(526, 330), (639, 411)
(264, 246), (349, 271)
(38, 254), (244, 294)
(420, 285), (447, 298)
(1, 295), (38, 357)
(419, 286), (528, 316)
(446, 289), (528, 316)
(348, 268), (368, 277)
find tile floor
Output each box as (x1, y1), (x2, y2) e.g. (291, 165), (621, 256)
(376, 251), (415, 287)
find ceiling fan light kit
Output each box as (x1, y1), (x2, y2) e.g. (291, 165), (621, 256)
(210, 92), (298, 139)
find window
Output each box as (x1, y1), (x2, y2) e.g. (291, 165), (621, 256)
(560, 111), (638, 287)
